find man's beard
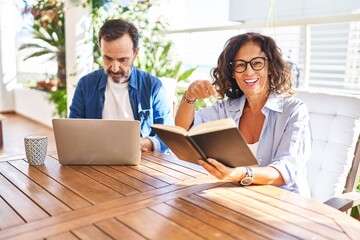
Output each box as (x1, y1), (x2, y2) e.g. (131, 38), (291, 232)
(106, 66), (132, 83)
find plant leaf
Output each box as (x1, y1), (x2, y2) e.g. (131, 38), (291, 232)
(178, 67), (198, 81)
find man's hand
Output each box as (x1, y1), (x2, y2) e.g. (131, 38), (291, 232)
(140, 137), (153, 152)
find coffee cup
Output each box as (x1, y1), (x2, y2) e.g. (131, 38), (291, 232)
(24, 135), (48, 165)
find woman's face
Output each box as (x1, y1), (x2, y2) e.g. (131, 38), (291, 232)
(232, 42), (270, 98)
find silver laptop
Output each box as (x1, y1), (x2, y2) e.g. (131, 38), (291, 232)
(52, 119), (141, 165)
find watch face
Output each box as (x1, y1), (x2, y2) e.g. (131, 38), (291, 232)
(241, 177), (253, 186)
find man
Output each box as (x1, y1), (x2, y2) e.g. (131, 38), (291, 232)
(69, 19), (173, 153)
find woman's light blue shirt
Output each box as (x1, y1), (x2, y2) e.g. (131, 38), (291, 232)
(193, 93), (312, 196)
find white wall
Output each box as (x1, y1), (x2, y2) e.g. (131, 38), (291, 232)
(155, 0), (234, 29)
(229, 0), (360, 22)
(64, 0), (93, 113)
(0, 0), (17, 112)
(14, 88), (55, 128)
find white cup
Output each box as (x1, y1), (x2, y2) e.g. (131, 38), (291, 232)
(24, 135), (48, 165)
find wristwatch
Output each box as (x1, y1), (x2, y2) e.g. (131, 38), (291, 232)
(239, 167), (254, 186)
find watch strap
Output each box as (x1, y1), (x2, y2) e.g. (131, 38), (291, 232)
(239, 167), (254, 186)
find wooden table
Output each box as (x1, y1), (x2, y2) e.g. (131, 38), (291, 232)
(1, 152), (359, 240)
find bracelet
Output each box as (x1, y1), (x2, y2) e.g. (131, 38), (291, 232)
(183, 91), (197, 104)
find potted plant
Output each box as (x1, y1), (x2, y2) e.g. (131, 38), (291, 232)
(19, 0), (67, 118)
(19, 0), (198, 118)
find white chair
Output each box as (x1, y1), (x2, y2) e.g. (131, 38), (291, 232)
(296, 89), (360, 215)
(159, 77), (178, 117)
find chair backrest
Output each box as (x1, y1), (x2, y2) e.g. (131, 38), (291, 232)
(296, 89), (360, 202)
(159, 77), (178, 117)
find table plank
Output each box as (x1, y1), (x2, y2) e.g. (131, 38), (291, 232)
(71, 225), (113, 240)
(248, 185), (360, 238)
(0, 174), (48, 222)
(34, 157), (123, 204)
(196, 187), (346, 240)
(149, 152), (207, 173)
(140, 159), (194, 181)
(332, 212), (360, 240)
(88, 165), (155, 192)
(0, 154), (26, 163)
(209, 186), (345, 239)
(150, 203), (249, 240)
(109, 165), (170, 188)
(9, 160), (92, 210)
(2, 152), (359, 240)
(229, 184), (343, 232)
(95, 218), (146, 240)
(0, 162), (71, 216)
(116, 208), (204, 240)
(70, 166), (141, 195)
(129, 164), (181, 184)
(0, 197), (25, 230)
(142, 154), (207, 178)
(173, 195), (297, 240)
(46, 232), (78, 240)
(248, 185), (344, 216)
(0, 177), (220, 240)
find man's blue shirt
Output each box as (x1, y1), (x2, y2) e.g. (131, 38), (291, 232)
(69, 68), (173, 153)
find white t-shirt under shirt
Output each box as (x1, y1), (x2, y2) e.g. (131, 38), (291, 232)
(102, 78), (134, 120)
(248, 142), (259, 157)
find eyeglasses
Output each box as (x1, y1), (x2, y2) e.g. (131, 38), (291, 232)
(230, 57), (268, 73)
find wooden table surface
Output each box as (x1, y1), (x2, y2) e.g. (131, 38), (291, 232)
(0, 152), (359, 240)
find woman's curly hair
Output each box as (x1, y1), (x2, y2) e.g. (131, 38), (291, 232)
(211, 32), (294, 99)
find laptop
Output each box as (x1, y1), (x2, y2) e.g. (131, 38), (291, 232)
(52, 119), (141, 165)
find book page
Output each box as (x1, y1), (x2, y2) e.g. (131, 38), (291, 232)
(189, 118), (237, 136)
(151, 124), (188, 135)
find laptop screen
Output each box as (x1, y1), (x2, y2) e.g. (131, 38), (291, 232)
(52, 119), (141, 165)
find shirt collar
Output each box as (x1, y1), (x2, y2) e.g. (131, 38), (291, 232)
(128, 67), (137, 90)
(264, 93), (286, 113)
(227, 92), (286, 113)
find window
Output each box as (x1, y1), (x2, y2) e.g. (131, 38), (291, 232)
(166, 18), (360, 94)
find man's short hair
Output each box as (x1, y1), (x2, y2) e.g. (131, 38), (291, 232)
(98, 19), (139, 51)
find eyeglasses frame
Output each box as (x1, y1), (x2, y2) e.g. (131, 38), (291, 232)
(230, 56), (268, 73)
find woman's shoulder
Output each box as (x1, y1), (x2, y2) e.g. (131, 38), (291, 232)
(285, 94), (306, 105)
(267, 93), (308, 114)
(283, 95), (309, 117)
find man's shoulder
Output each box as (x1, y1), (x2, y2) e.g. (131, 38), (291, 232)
(133, 68), (160, 83)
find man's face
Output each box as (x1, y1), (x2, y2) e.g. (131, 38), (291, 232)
(99, 33), (139, 83)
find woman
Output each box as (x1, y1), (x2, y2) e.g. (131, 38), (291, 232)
(175, 32), (312, 196)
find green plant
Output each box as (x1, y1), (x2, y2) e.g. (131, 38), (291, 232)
(20, 0), (67, 117)
(91, 0), (196, 84)
(48, 87), (67, 118)
(91, 0), (199, 111)
(20, 0), (66, 85)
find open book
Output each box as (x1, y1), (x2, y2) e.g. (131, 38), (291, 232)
(151, 118), (258, 167)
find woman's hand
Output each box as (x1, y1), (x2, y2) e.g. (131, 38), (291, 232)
(185, 80), (217, 101)
(198, 158), (245, 181)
